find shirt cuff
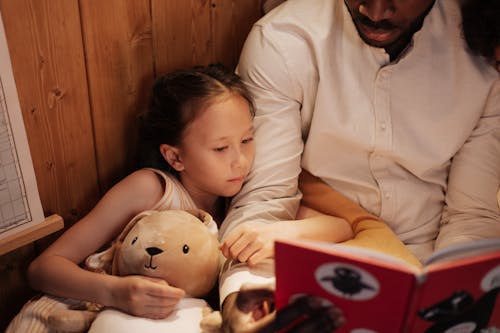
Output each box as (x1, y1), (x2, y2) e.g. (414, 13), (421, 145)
(219, 258), (276, 306)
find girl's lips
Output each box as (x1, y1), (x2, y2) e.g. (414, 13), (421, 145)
(228, 177), (244, 183)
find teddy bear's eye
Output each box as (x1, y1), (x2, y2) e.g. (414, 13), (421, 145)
(183, 244), (189, 254)
(131, 237), (138, 245)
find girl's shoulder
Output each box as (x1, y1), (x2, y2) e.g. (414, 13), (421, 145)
(136, 168), (179, 191)
(139, 168), (197, 211)
(110, 169), (167, 210)
(124, 168), (166, 191)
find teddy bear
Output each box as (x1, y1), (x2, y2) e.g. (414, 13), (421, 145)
(46, 209), (223, 333)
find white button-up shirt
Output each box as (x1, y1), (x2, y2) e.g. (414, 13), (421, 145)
(219, 0), (500, 302)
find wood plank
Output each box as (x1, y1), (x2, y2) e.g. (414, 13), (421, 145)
(0, 244), (38, 332)
(211, 0), (263, 70)
(0, 1), (98, 326)
(0, 0), (100, 226)
(0, 214), (64, 256)
(80, 0), (155, 192)
(152, 0), (212, 75)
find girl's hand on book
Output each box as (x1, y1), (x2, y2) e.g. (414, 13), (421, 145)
(108, 275), (185, 319)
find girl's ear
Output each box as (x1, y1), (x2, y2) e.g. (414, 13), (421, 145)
(160, 144), (184, 171)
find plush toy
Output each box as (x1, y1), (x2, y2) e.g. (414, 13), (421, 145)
(47, 209), (223, 333)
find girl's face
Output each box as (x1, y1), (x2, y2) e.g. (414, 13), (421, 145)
(173, 93), (255, 200)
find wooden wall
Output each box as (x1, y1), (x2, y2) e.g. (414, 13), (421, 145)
(0, 0), (262, 329)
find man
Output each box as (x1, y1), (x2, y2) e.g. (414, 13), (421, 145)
(219, 0), (500, 331)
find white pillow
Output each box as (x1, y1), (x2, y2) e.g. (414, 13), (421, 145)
(88, 298), (208, 333)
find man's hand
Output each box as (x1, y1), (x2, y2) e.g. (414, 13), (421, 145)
(221, 287), (344, 333)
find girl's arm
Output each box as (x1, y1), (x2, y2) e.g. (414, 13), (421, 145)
(219, 205), (353, 266)
(27, 169), (185, 319)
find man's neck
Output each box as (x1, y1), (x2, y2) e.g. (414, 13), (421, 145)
(385, 1), (435, 61)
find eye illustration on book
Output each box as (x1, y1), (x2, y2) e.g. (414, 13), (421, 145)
(481, 264), (500, 291)
(315, 263), (379, 300)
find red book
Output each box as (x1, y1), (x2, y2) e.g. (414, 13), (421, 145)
(274, 238), (500, 333)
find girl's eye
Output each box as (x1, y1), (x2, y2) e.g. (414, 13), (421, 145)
(183, 244), (190, 254)
(242, 137), (254, 144)
(214, 146), (228, 152)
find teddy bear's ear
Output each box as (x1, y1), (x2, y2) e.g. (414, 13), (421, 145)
(185, 209), (218, 235)
(115, 210), (156, 243)
(106, 210), (156, 275)
(111, 242), (123, 275)
(85, 245), (116, 274)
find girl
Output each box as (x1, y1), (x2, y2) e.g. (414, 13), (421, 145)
(27, 64), (256, 320)
(25, 64), (353, 323)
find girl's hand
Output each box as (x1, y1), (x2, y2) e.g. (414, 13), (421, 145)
(108, 275), (185, 319)
(220, 207), (352, 267)
(220, 222), (288, 266)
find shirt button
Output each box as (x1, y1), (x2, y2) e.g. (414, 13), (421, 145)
(379, 122), (387, 131)
(384, 191), (391, 200)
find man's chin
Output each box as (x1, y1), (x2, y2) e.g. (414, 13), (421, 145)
(356, 24), (401, 49)
(359, 35), (395, 49)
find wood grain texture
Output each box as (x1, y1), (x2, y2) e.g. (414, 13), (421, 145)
(79, 0), (155, 192)
(152, 0), (213, 76)
(211, 0), (263, 69)
(0, 0), (99, 226)
(0, 245), (38, 332)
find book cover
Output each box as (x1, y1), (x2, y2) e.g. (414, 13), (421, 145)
(274, 239), (500, 333)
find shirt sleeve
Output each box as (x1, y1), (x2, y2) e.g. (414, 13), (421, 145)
(218, 23), (305, 303)
(436, 79), (500, 250)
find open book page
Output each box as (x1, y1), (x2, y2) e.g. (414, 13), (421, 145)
(0, 12), (44, 239)
(287, 238), (421, 273)
(424, 238), (500, 266)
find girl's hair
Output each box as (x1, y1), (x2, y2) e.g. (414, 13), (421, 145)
(138, 63), (255, 171)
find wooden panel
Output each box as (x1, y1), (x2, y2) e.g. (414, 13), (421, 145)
(79, 0), (155, 192)
(211, 0), (263, 70)
(0, 245), (38, 332)
(152, 0), (212, 75)
(0, 1), (99, 328)
(0, 0), (99, 226)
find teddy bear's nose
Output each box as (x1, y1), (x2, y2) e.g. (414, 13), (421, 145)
(146, 247), (163, 256)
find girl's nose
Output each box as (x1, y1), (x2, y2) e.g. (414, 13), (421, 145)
(231, 150), (246, 169)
